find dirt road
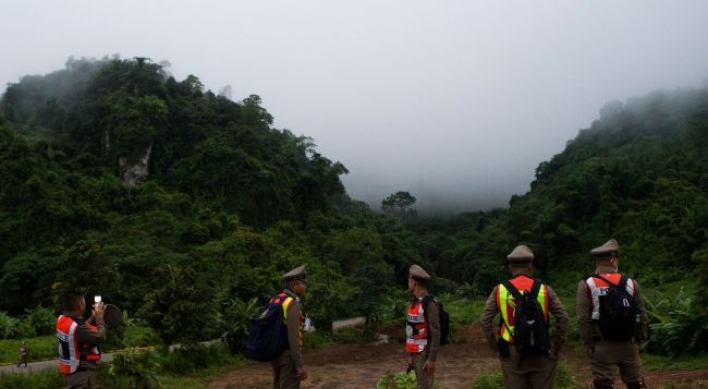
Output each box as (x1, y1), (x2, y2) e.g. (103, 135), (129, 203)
(207, 326), (708, 389)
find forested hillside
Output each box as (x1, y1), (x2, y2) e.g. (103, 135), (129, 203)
(1, 57), (707, 353)
(421, 88), (708, 295)
(0, 57), (424, 344)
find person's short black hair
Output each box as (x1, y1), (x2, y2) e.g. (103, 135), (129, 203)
(412, 277), (428, 288)
(63, 290), (85, 312)
(508, 262), (533, 268)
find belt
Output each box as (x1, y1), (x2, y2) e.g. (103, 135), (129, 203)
(73, 367), (94, 374)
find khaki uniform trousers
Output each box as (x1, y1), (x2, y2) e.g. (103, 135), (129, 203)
(500, 348), (558, 389)
(63, 369), (97, 389)
(271, 349), (300, 389)
(591, 340), (642, 385)
(410, 351), (434, 389)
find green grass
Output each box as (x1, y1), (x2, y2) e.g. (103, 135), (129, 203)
(0, 369), (63, 389)
(304, 328), (334, 349)
(642, 353), (708, 372)
(0, 336), (56, 365)
(159, 374), (210, 389)
(471, 369), (503, 389)
(0, 323), (162, 365)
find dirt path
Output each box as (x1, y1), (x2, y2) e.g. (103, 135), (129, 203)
(208, 326), (708, 389)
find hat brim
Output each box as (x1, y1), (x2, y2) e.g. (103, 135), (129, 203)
(104, 304), (123, 329)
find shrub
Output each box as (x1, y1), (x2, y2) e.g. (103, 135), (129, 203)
(0, 312), (19, 339)
(376, 370), (443, 389)
(22, 306), (56, 336)
(472, 370), (502, 389)
(221, 297), (258, 354)
(112, 320), (162, 351)
(158, 342), (242, 375)
(108, 347), (161, 389)
(644, 289), (708, 356)
(376, 371), (417, 389)
(303, 328), (331, 350)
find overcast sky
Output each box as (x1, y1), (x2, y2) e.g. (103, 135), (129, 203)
(3, 1), (708, 214)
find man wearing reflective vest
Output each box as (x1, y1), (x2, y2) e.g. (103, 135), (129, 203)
(576, 239), (649, 389)
(405, 264), (440, 389)
(480, 245), (569, 389)
(271, 265), (308, 389)
(56, 291), (107, 389)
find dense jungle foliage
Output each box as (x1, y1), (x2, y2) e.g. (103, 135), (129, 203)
(0, 57), (707, 356)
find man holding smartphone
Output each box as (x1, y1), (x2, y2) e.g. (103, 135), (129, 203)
(56, 291), (108, 389)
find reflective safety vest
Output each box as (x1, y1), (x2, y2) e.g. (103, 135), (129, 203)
(584, 272), (635, 320)
(272, 292), (304, 349)
(405, 297), (429, 353)
(496, 276), (549, 343)
(56, 315), (101, 375)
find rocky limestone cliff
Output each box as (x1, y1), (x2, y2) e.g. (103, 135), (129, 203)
(119, 144), (152, 188)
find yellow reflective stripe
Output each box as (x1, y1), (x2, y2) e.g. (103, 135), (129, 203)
(498, 284), (513, 342)
(281, 296), (294, 321)
(538, 285), (548, 314)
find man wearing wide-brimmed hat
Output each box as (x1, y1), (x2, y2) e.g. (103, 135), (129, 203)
(576, 239), (649, 389)
(480, 245), (569, 389)
(405, 264), (441, 389)
(271, 265), (308, 389)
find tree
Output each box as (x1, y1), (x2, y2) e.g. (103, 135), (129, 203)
(139, 264), (219, 345)
(381, 191), (417, 219)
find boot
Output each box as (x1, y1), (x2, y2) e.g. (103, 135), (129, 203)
(593, 378), (614, 389)
(626, 377), (647, 389)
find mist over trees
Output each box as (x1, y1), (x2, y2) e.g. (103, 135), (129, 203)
(0, 57), (707, 353)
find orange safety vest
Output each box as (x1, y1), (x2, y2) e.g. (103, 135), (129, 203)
(56, 315), (101, 375)
(271, 292), (304, 348)
(584, 272), (635, 320)
(496, 276), (549, 343)
(405, 297), (430, 353)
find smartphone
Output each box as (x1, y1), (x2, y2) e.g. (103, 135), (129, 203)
(94, 295), (102, 303)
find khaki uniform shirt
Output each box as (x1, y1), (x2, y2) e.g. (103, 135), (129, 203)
(72, 315), (107, 369)
(575, 266), (649, 348)
(481, 279), (569, 354)
(283, 289), (304, 369)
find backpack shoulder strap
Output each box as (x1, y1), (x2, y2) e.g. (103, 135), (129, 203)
(618, 276), (628, 288)
(422, 294), (437, 319)
(529, 279), (542, 299)
(422, 294), (433, 307)
(501, 280), (523, 300)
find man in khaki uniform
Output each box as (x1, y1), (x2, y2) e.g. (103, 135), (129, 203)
(405, 264), (441, 389)
(576, 239), (649, 389)
(271, 265), (308, 389)
(480, 245), (569, 389)
(17, 341), (28, 367)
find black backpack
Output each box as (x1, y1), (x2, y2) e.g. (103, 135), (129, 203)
(501, 279), (550, 357)
(423, 295), (451, 346)
(244, 293), (292, 362)
(592, 275), (638, 341)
